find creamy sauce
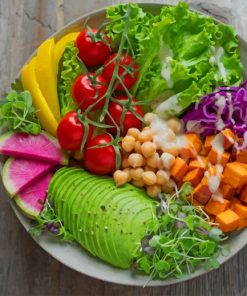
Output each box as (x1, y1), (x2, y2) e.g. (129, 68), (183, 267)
(210, 46), (227, 82)
(212, 190), (225, 203)
(161, 57), (174, 88)
(211, 133), (224, 163)
(215, 93), (226, 131)
(156, 93), (183, 118)
(227, 92), (235, 125)
(208, 175), (220, 193)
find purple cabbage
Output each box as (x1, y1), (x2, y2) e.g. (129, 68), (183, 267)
(183, 80), (247, 137)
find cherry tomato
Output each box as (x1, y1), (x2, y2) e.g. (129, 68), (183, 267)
(105, 96), (143, 136)
(75, 28), (111, 67)
(57, 111), (93, 151)
(83, 133), (119, 175)
(72, 73), (107, 111)
(102, 53), (138, 91)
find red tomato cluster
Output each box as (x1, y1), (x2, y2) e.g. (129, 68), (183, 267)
(57, 27), (143, 175)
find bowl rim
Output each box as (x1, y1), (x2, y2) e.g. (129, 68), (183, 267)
(5, 1), (247, 287)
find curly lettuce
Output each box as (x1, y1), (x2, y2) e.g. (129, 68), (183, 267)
(106, 2), (243, 117)
(57, 42), (83, 116)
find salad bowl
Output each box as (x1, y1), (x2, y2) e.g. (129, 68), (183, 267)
(2, 2), (247, 287)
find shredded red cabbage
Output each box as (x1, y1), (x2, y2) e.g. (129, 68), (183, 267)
(183, 80), (247, 137)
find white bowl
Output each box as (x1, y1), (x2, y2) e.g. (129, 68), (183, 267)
(4, 3), (247, 287)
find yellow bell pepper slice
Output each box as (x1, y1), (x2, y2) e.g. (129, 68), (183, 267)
(54, 32), (80, 68)
(21, 57), (58, 136)
(35, 38), (61, 122)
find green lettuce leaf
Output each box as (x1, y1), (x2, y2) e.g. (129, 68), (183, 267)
(57, 42), (83, 116)
(106, 2), (243, 117)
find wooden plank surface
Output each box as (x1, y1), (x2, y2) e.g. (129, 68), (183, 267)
(0, 0), (247, 295)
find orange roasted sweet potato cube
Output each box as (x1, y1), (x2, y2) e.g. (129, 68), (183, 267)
(188, 157), (208, 171)
(180, 134), (202, 160)
(215, 209), (240, 232)
(233, 204), (247, 230)
(236, 149), (247, 163)
(183, 168), (204, 187)
(221, 129), (235, 149)
(229, 197), (242, 210)
(240, 185), (247, 203)
(193, 182), (212, 205)
(220, 183), (236, 200)
(187, 195), (203, 207)
(205, 198), (230, 216)
(170, 157), (188, 182)
(223, 162), (247, 188)
(204, 135), (216, 154)
(208, 148), (230, 167)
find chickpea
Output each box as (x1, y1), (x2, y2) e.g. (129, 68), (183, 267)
(130, 168), (144, 181)
(162, 143), (179, 157)
(160, 152), (175, 170)
(144, 112), (157, 125)
(142, 171), (157, 186)
(141, 141), (156, 158)
(146, 152), (160, 168)
(162, 179), (175, 193)
(146, 184), (162, 198)
(123, 168), (131, 182)
(165, 129), (176, 142)
(113, 170), (129, 187)
(121, 155), (129, 169)
(132, 179), (145, 188)
(156, 170), (170, 185)
(121, 135), (135, 153)
(128, 153), (144, 168)
(127, 128), (140, 140)
(134, 141), (142, 154)
(138, 130), (153, 143)
(166, 118), (183, 134)
(144, 165), (156, 173)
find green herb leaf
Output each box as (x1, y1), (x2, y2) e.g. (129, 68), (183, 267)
(0, 90), (41, 134)
(204, 258), (220, 270)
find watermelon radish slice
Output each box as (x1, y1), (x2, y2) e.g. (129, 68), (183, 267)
(2, 157), (55, 197)
(0, 132), (68, 165)
(15, 173), (53, 219)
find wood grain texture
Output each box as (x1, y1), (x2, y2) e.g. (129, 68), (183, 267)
(0, 0), (247, 295)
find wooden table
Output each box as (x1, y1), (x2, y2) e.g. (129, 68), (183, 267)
(0, 1), (246, 295)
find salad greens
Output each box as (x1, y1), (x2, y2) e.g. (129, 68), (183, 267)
(58, 42), (83, 116)
(106, 2), (243, 117)
(135, 183), (228, 281)
(0, 89), (41, 135)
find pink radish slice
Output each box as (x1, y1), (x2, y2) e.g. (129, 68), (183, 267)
(2, 157), (55, 197)
(15, 173), (53, 219)
(0, 132), (68, 165)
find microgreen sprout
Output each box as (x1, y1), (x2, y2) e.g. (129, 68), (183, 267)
(135, 183), (228, 283)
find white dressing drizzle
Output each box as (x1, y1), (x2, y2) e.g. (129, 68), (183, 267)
(161, 57), (174, 88)
(215, 93), (226, 131)
(215, 47), (227, 82)
(156, 93), (183, 119)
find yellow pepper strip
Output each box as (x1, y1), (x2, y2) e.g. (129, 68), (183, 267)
(35, 38), (61, 122)
(54, 32), (80, 68)
(21, 57), (58, 136)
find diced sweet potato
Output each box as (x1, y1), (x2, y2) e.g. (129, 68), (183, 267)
(215, 209), (240, 232)
(240, 185), (247, 203)
(208, 148), (230, 167)
(205, 198), (230, 216)
(220, 183), (236, 200)
(180, 134), (202, 160)
(193, 182), (212, 205)
(223, 162), (247, 188)
(233, 204), (247, 230)
(188, 157), (208, 171)
(236, 149), (247, 163)
(229, 197), (242, 210)
(183, 168), (204, 187)
(221, 129), (235, 149)
(187, 195), (203, 207)
(200, 146), (208, 156)
(204, 135), (216, 154)
(170, 157), (188, 182)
